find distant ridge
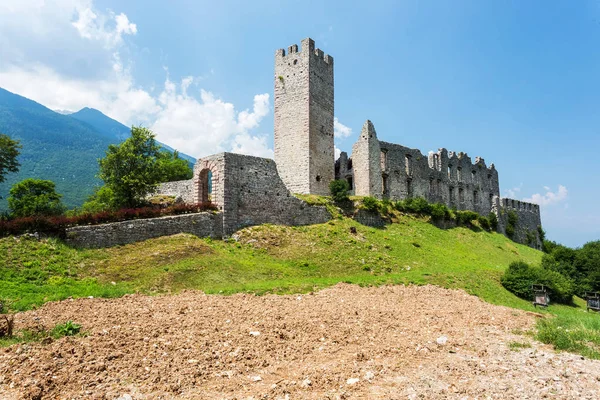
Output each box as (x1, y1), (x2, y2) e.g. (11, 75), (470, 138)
(69, 107), (196, 164)
(0, 88), (194, 210)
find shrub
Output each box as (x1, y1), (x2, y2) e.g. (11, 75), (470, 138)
(456, 210), (479, 227)
(398, 197), (431, 215)
(430, 203), (450, 221)
(506, 210), (518, 237)
(488, 212), (498, 231)
(526, 230), (536, 245)
(478, 215), (491, 230)
(537, 225), (546, 242)
(501, 261), (574, 304)
(362, 196), (379, 212)
(51, 321), (81, 337)
(329, 180), (349, 203)
(505, 224), (515, 238)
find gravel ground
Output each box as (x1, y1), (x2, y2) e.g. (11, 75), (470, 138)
(0, 284), (599, 399)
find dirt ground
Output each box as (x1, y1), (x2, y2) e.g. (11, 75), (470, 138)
(0, 284), (599, 399)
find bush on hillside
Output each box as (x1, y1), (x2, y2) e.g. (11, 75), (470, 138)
(488, 212), (498, 231)
(329, 179), (350, 203)
(506, 210), (518, 238)
(430, 203), (451, 221)
(478, 215), (491, 230)
(362, 196), (379, 212)
(501, 261), (574, 304)
(396, 197), (431, 215)
(456, 210), (479, 227)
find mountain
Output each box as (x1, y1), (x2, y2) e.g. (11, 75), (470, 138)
(69, 107), (131, 141)
(69, 107), (196, 164)
(0, 88), (194, 210)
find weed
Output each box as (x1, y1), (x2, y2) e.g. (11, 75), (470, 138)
(508, 341), (532, 350)
(51, 320), (81, 337)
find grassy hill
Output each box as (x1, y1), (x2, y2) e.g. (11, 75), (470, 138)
(1, 214), (542, 307)
(2, 212), (599, 357)
(0, 88), (194, 211)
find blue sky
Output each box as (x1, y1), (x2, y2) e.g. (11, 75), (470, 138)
(0, 0), (599, 247)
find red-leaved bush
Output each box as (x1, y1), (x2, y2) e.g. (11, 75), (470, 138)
(0, 202), (217, 238)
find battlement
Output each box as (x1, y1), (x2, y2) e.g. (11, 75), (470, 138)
(501, 198), (540, 213)
(275, 37), (333, 66)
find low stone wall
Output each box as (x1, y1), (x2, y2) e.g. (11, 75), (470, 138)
(65, 212), (223, 248)
(353, 209), (387, 228)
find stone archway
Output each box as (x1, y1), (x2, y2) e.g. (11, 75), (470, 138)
(197, 168), (212, 204)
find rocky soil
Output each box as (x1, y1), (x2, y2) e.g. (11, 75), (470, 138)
(0, 284), (599, 399)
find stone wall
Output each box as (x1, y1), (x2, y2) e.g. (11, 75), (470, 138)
(343, 120), (500, 216)
(155, 152), (332, 237)
(351, 121), (382, 197)
(155, 180), (195, 204)
(274, 38), (334, 195)
(65, 212), (223, 248)
(494, 197), (543, 250)
(214, 152), (331, 235)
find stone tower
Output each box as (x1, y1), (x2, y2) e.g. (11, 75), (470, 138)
(352, 120), (382, 198)
(274, 38), (334, 195)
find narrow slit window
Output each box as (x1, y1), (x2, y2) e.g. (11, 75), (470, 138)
(381, 150), (388, 171)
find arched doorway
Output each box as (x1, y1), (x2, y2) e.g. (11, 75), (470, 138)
(198, 168), (213, 204)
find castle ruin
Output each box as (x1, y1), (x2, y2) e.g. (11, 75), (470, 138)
(154, 37), (543, 249)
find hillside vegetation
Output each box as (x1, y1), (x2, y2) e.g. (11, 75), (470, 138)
(2, 212), (599, 358)
(1, 214), (541, 309)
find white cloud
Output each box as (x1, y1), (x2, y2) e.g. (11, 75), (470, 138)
(524, 185), (568, 206)
(334, 117), (352, 138)
(151, 77), (272, 158)
(0, 0), (275, 159)
(505, 183), (523, 199)
(71, 6), (137, 48)
(237, 94), (270, 131)
(334, 146), (342, 159)
(231, 133), (274, 159)
(0, 62), (160, 125)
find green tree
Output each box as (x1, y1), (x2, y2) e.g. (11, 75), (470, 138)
(98, 126), (163, 208)
(329, 179), (349, 203)
(79, 186), (116, 214)
(8, 178), (64, 217)
(156, 150), (193, 182)
(574, 241), (600, 294)
(0, 134), (21, 187)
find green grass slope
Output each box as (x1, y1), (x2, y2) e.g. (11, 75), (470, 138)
(1, 214), (598, 358)
(1, 214), (541, 308)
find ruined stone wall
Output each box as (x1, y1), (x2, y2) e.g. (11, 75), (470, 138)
(274, 38), (334, 195)
(335, 151), (355, 195)
(351, 121), (382, 197)
(344, 120), (500, 216)
(216, 152), (331, 235)
(65, 212), (223, 248)
(152, 152), (331, 237)
(155, 180), (195, 204)
(494, 197), (543, 250)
